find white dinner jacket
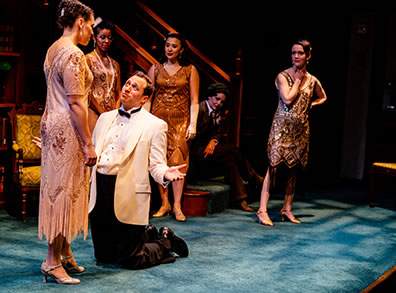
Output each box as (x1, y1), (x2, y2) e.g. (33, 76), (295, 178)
(88, 107), (169, 225)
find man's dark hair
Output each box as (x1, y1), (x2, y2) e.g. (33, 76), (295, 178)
(206, 83), (230, 100)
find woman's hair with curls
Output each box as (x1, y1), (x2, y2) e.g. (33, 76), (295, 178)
(56, 0), (94, 29)
(93, 18), (115, 36)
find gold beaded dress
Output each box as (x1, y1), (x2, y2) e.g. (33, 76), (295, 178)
(150, 63), (192, 169)
(86, 52), (120, 134)
(39, 38), (93, 244)
(268, 70), (319, 170)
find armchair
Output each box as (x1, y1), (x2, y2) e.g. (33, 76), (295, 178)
(369, 162), (396, 207)
(8, 102), (43, 221)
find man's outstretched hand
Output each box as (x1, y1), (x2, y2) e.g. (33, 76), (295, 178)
(165, 164), (187, 182)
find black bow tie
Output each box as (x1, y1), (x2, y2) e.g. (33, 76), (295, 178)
(118, 107), (142, 118)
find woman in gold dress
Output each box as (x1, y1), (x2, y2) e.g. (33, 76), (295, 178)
(256, 39), (327, 226)
(86, 18), (121, 134)
(148, 33), (200, 222)
(39, 0), (96, 284)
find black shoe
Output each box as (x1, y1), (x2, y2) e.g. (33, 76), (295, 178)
(159, 227), (189, 257)
(145, 224), (159, 242)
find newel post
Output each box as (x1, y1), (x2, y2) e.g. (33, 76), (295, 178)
(229, 49), (244, 147)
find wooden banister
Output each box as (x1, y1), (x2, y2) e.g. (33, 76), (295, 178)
(136, 0), (230, 84)
(113, 24), (157, 73)
(113, 1), (243, 146)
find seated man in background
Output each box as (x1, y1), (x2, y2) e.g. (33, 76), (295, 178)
(190, 83), (263, 212)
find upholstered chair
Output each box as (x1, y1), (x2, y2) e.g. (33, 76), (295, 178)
(8, 102), (43, 221)
(369, 162), (396, 207)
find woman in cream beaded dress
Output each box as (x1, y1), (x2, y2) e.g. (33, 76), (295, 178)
(86, 18), (121, 134)
(39, 0), (96, 285)
(256, 39), (327, 226)
(148, 33), (200, 222)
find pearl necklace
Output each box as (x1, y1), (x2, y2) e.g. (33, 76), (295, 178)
(94, 49), (115, 99)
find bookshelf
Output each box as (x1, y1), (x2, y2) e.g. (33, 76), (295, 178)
(0, 25), (14, 53)
(0, 25), (18, 209)
(0, 24), (21, 104)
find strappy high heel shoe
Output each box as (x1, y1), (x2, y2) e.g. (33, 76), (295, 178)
(41, 262), (80, 284)
(256, 210), (274, 226)
(152, 205), (172, 218)
(280, 208), (301, 224)
(61, 255), (85, 274)
(173, 208), (186, 222)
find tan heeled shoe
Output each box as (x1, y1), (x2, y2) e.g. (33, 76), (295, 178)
(152, 205), (172, 218)
(41, 262), (80, 284)
(280, 208), (301, 224)
(173, 208), (186, 222)
(61, 255), (85, 274)
(256, 210), (274, 226)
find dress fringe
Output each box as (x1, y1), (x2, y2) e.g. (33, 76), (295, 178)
(269, 163), (301, 196)
(38, 187), (89, 244)
(38, 160), (90, 245)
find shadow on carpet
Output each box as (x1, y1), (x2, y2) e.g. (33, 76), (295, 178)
(0, 183), (395, 293)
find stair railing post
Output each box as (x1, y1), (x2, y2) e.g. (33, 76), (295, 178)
(229, 49), (243, 147)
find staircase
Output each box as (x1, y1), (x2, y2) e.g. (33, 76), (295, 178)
(112, 0), (243, 147)
(112, 1), (245, 213)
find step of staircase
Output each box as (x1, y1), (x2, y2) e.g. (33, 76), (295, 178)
(187, 179), (230, 214)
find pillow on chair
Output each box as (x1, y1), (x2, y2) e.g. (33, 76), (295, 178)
(14, 113), (41, 161)
(20, 166), (41, 186)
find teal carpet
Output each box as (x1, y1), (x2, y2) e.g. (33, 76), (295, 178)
(0, 183), (395, 293)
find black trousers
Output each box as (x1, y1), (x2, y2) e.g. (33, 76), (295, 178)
(191, 142), (254, 202)
(90, 172), (175, 269)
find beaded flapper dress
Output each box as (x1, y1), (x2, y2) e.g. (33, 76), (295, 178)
(86, 52), (120, 133)
(151, 63), (192, 168)
(268, 70), (318, 170)
(39, 39), (93, 244)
